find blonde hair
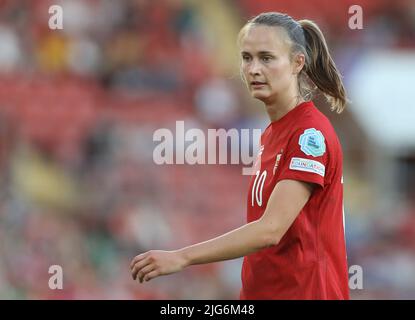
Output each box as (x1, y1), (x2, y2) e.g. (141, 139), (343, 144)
(239, 12), (347, 113)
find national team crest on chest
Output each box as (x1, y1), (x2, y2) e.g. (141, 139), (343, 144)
(273, 149), (283, 175)
(298, 128), (326, 157)
(253, 145), (264, 172)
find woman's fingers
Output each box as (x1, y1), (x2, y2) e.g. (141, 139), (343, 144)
(131, 256), (152, 280)
(131, 250), (181, 283)
(138, 264), (156, 283)
(130, 252), (148, 270)
(143, 270), (161, 282)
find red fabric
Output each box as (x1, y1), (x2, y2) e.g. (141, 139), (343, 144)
(240, 101), (349, 300)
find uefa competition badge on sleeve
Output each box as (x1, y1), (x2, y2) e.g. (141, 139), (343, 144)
(298, 128), (326, 157)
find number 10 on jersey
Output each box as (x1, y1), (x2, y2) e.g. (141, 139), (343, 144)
(251, 170), (267, 207)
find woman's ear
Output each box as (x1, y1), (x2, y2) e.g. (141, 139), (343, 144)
(292, 53), (305, 75)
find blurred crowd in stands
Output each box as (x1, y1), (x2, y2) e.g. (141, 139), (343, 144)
(0, 0), (415, 299)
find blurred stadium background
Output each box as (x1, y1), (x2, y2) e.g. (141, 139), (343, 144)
(0, 0), (414, 299)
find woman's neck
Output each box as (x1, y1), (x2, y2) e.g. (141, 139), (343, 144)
(265, 95), (304, 122)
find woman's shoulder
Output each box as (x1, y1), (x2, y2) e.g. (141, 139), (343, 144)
(296, 103), (339, 139)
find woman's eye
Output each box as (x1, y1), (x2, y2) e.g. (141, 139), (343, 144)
(242, 55), (251, 62)
(262, 56), (272, 62)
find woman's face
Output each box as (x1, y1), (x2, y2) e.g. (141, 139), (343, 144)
(240, 25), (300, 104)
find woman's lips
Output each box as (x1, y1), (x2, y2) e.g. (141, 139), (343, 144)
(251, 81), (267, 88)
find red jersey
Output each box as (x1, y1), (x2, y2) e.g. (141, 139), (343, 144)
(240, 101), (349, 300)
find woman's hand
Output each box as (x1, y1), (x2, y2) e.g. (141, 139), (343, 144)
(130, 250), (188, 283)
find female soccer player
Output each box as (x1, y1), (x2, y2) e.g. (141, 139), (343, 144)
(130, 12), (350, 299)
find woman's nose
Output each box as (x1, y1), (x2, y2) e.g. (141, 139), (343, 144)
(248, 59), (262, 76)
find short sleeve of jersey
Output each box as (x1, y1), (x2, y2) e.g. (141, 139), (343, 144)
(276, 127), (329, 188)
